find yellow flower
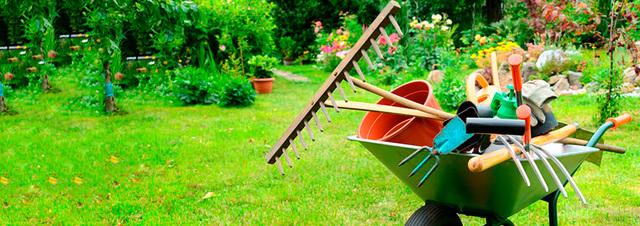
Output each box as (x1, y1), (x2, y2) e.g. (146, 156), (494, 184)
(474, 34), (481, 41)
(48, 177), (57, 185)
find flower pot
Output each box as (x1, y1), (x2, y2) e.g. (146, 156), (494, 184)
(283, 58), (294, 66)
(251, 77), (274, 94)
(358, 80), (444, 146)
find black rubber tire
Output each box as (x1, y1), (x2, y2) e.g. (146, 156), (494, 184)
(405, 204), (463, 226)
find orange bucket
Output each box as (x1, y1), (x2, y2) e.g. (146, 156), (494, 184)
(358, 80), (444, 146)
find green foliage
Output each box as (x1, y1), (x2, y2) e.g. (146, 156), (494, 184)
(248, 55), (278, 78)
(594, 67), (622, 124)
(172, 67), (217, 105)
(278, 36), (297, 59)
(217, 77), (256, 107)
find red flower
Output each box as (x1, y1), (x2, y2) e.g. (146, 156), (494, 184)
(4, 72), (13, 81)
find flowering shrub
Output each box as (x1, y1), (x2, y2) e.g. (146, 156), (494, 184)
(469, 36), (524, 68)
(314, 14), (365, 72)
(523, 0), (601, 47)
(402, 14), (455, 71)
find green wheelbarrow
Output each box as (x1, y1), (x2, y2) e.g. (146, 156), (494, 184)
(349, 114), (632, 226)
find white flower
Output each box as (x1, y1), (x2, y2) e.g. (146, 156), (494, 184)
(81, 39), (88, 43)
(441, 26), (450, 31)
(431, 14), (442, 22)
(20, 51), (26, 55)
(38, 61), (45, 65)
(148, 61), (155, 65)
(446, 19), (452, 25)
(336, 50), (350, 59)
(424, 22), (434, 30)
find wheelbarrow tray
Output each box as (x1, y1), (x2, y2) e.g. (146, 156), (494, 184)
(349, 136), (598, 219)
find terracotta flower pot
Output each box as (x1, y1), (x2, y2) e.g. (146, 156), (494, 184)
(358, 80), (444, 146)
(251, 77), (274, 94)
(283, 58), (294, 66)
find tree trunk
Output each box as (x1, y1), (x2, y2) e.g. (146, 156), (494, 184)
(41, 74), (51, 92)
(485, 0), (503, 23)
(0, 96), (6, 112)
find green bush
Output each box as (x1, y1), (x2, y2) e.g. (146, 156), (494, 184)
(172, 67), (217, 105)
(217, 77), (256, 107)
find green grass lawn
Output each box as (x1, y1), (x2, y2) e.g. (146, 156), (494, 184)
(0, 65), (638, 224)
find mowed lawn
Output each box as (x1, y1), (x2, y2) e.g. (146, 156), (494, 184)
(0, 65), (638, 224)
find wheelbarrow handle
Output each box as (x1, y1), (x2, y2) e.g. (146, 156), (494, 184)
(587, 113), (633, 147)
(608, 113), (632, 129)
(468, 124), (578, 173)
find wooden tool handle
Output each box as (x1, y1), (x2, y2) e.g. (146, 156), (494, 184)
(323, 100), (441, 119)
(468, 124), (578, 173)
(607, 113), (632, 129)
(350, 77), (454, 120)
(560, 137), (626, 154)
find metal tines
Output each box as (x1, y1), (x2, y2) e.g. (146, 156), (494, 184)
(265, 1), (403, 175)
(398, 146), (440, 187)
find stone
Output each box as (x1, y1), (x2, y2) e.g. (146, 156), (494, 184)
(623, 67), (637, 83)
(548, 75), (564, 85)
(498, 63), (512, 91)
(536, 49), (567, 70)
(621, 82), (635, 93)
(552, 78), (570, 93)
(566, 71), (583, 88)
(427, 70), (445, 83)
(521, 62), (537, 82)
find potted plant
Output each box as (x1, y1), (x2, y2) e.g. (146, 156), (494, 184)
(248, 55), (278, 94)
(279, 37), (297, 66)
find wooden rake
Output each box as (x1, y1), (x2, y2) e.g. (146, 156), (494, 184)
(265, 1), (454, 175)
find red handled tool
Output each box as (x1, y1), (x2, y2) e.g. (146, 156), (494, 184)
(508, 54), (524, 106)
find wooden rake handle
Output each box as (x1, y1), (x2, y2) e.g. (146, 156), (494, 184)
(350, 77), (454, 120)
(323, 100), (441, 119)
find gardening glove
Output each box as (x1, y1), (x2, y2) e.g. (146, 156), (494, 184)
(523, 80), (557, 126)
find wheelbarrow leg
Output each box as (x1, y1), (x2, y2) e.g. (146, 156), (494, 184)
(543, 190), (561, 226)
(484, 216), (514, 226)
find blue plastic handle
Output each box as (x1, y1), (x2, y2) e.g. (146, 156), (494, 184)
(105, 82), (114, 97)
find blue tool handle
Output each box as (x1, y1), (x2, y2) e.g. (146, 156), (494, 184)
(105, 82), (114, 97)
(0, 82), (4, 97)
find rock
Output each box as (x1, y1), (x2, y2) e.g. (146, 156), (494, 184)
(584, 82), (598, 93)
(522, 62), (537, 82)
(536, 50), (566, 70)
(498, 63), (512, 91)
(552, 78), (570, 93)
(428, 70), (445, 83)
(623, 67), (637, 83)
(548, 75), (564, 85)
(566, 71), (583, 88)
(621, 82), (635, 93)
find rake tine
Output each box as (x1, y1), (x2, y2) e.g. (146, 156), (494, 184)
(531, 147), (568, 197)
(275, 157), (285, 175)
(497, 136), (530, 187)
(282, 148), (293, 168)
(334, 81), (348, 102)
(327, 92), (340, 113)
(319, 102), (332, 122)
(311, 111), (323, 132)
(360, 50), (374, 70)
(379, 27), (393, 47)
(388, 15), (403, 37)
(533, 144), (587, 204)
(343, 72), (357, 93)
(297, 130), (308, 150)
(304, 120), (315, 141)
(508, 135), (549, 192)
(417, 155), (440, 187)
(352, 61), (366, 82)
(409, 154), (433, 177)
(369, 38), (384, 60)
(289, 139), (300, 159)
(399, 147), (431, 167)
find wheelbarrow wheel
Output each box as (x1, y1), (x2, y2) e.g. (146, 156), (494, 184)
(405, 204), (462, 226)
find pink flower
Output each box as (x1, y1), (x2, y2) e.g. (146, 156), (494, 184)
(378, 36), (387, 46)
(336, 50), (350, 58)
(336, 28), (343, 35)
(388, 46), (398, 55)
(321, 45), (332, 53)
(219, 45), (226, 52)
(389, 33), (400, 43)
(314, 21), (323, 34)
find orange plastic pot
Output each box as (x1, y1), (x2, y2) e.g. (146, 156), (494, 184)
(358, 80), (444, 146)
(251, 78), (274, 94)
